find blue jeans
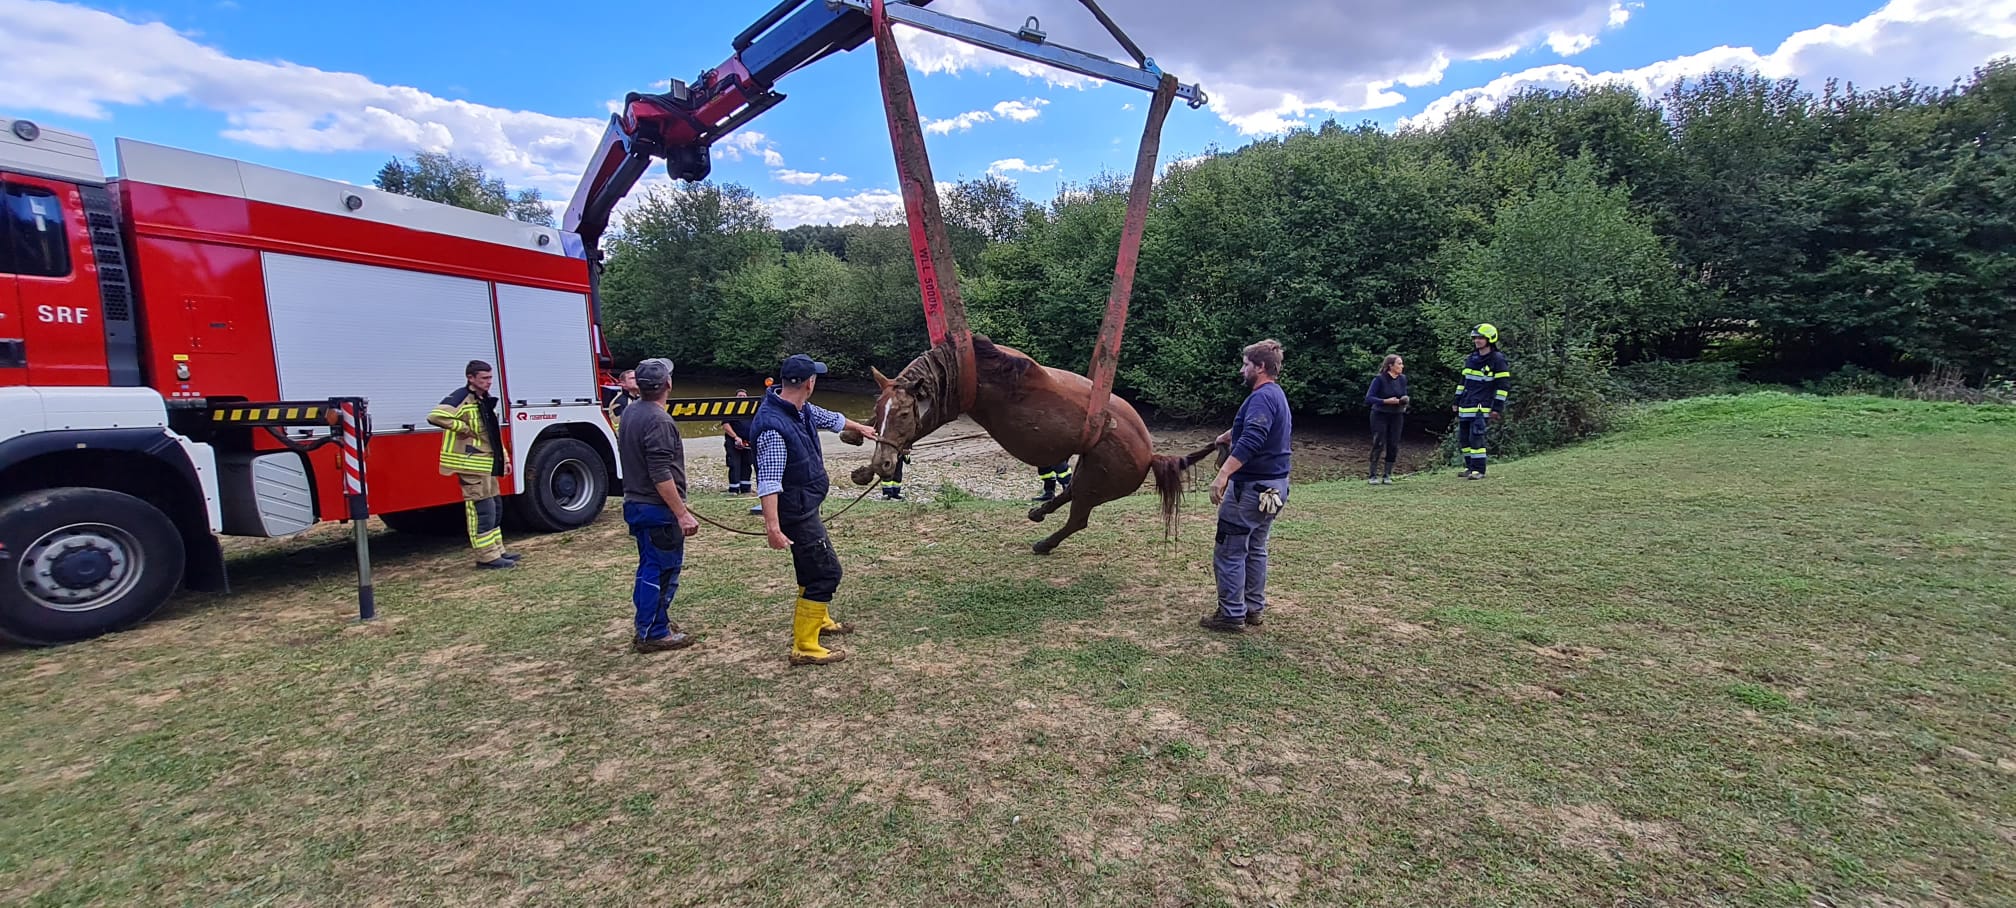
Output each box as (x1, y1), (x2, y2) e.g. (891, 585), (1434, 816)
(1214, 479), (1288, 619)
(624, 501), (685, 640)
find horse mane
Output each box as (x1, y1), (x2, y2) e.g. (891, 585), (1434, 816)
(893, 334), (1037, 429)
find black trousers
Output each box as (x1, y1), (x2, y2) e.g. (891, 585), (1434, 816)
(1369, 410), (1404, 472)
(786, 515), (843, 602)
(725, 443), (753, 489)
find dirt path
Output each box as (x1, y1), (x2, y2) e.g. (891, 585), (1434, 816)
(680, 416), (1442, 504)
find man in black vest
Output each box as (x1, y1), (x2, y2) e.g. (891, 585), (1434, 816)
(751, 354), (879, 666)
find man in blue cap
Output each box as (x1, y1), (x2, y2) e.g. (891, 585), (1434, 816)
(750, 353), (879, 665)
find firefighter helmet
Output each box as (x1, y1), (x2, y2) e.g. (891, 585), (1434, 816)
(1471, 323), (1499, 344)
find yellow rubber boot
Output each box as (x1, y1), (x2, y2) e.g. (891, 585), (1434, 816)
(802, 586), (853, 635)
(790, 599), (846, 665)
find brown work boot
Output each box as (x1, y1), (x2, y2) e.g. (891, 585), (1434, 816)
(1198, 611), (1246, 633)
(633, 632), (696, 653)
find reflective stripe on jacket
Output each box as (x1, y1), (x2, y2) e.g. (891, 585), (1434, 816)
(1455, 348), (1511, 417)
(429, 385), (506, 476)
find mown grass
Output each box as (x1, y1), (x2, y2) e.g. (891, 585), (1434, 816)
(1, 392), (2012, 907)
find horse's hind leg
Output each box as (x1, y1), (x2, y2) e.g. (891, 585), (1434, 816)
(1033, 497), (1095, 555)
(1026, 485), (1075, 523)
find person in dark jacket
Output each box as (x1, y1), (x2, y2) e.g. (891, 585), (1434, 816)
(720, 389), (754, 494)
(1364, 354), (1409, 485)
(1452, 324), (1511, 479)
(605, 369), (640, 429)
(752, 354), (880, 665)
(1202, 339), (1293, 633)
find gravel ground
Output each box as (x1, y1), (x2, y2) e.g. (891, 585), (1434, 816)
(677, 416), (1443, 506)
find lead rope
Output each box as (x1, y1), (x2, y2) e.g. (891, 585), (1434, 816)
(686, 429), (995, 536)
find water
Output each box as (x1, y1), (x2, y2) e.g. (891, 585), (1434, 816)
(658, 377), (880, 439)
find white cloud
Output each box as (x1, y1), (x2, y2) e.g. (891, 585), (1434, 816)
(922, 97), (1047, 134)
(762, 189), (904, 229)
(883, 0), (1641, 134)
(993, 98), (1049, 122)
(1544, 1), (1637, 57)
(775, 169), (850, 185)
(0, 0), (872, 230)
(986, 157), (1058, 178)
(924, 109), (995, 134)
(1401, 0), (2016, 129)
(1, 0), (603, 197)
(1547, 31), (1598, 56)
(714, 130), (767, 162)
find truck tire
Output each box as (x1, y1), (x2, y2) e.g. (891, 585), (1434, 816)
(0, 487), (186, 646)
(510, 438), (608, 533)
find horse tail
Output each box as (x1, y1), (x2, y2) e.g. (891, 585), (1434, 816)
(1149, 445), (1221, 541)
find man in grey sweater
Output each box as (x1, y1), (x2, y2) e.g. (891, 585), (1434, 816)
(618, 357), (699, 653)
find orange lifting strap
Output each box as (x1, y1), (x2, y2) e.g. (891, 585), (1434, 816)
(870, 0), (977, 413)
(869, 0), (1173, 430)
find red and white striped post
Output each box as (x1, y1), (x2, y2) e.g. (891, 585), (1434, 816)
(337, 398), (375, 621)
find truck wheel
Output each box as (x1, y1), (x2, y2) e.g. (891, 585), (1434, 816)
(0, 488), (186, 646)
(511, 438), (608, 533)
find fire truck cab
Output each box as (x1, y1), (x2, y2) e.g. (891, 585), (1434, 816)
(0, 116), (618, 645)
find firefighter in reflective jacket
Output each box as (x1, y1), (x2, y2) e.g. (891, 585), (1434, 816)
(429, 359), (517, 568)
(1453, 324), (1511, 480)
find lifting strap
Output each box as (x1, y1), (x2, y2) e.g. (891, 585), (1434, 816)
(870, 0), (977, 414)
(1079, 72), (1178, 452)
(869, 0), (1172, 429)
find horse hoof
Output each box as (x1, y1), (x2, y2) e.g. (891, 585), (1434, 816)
(1032, 541), (1054, 556)
(1027, 508), (1046, 523)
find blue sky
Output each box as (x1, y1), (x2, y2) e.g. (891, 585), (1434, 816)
(6, 0), (2007, 228)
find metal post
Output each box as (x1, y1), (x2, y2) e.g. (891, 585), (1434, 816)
(338, 398), (375, 622)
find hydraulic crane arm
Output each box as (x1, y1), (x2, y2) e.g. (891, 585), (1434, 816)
(564, 0), (1206, 364)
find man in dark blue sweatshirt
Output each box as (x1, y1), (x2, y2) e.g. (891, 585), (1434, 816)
(1203, 339), (1293, 633)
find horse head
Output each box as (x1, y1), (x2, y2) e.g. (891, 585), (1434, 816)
(847, 363), (938, 486)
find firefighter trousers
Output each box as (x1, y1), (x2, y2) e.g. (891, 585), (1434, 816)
(1460, 415), (1491, 475)
(458, 473), (506, 563)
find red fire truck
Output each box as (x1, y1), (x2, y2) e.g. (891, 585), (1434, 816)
(0, 119), (617, 644)
(0, 0), (1200, 645)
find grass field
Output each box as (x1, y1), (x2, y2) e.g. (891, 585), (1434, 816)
(2, 393), (2012, 907)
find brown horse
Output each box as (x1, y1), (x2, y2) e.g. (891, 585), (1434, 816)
(844, 336), (1216, 554)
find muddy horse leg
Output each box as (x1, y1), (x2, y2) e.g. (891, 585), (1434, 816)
(1033, 495), (1095, 555)
(1026, 484), (1076, 523)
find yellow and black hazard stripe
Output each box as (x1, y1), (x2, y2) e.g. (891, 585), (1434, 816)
(663, 397), (761, 421)
(209, 402), (331, 426)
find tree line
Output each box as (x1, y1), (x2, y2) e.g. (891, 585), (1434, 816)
(395, 61), (2016, 456)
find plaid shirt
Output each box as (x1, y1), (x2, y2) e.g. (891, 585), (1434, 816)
(754, 402), (846, 498)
